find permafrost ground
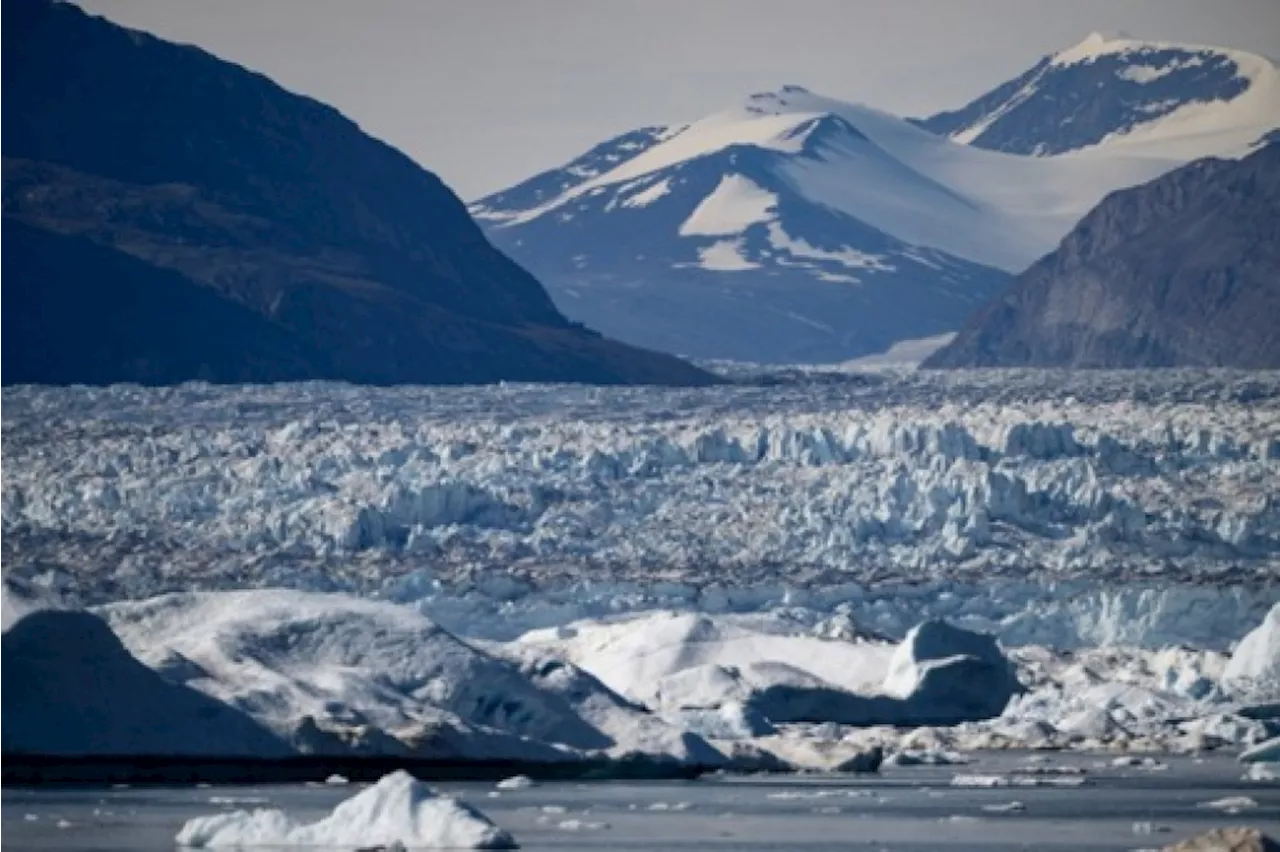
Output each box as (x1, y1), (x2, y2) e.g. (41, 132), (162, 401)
(3, 370), (1280, 768)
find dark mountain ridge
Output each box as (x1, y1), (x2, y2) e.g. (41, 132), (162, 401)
(2, 0), (712, 386)
(924, 143), (1280, 369)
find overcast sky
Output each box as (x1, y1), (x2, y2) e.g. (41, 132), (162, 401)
(80, 0), (1280, 199)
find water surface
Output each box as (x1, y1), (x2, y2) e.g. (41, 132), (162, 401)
(5, 753), (1278, 850)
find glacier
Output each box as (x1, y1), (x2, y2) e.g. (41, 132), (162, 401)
(3, 370), (1278, 768)
(4, 369), (1276, 647)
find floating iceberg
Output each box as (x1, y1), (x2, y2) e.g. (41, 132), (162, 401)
(1224, 603), (1280, 695)
(176, 770), (516, 849)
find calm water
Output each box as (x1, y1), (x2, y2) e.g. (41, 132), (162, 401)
(4, 754), (1278, 851)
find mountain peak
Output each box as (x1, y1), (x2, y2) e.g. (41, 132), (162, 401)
(1050, 30), (1241, 68)
(741, 85), (828, 118)
(918, 33), (1280, 158)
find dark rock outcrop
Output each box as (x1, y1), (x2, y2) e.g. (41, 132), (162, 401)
(1, 0), (712, 386)
(924, 144), (1280, 369)
(915, 35), (1275, 156)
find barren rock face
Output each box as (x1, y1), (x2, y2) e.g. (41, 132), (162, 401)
(927, 144), (1280, 370)
(3, 0), (710, 388)
(1163, 827), (1280, 852)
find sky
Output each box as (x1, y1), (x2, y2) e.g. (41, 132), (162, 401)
(80, 0), (1280, 200)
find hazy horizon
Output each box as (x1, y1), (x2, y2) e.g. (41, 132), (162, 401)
(78, 0), (1280, 198)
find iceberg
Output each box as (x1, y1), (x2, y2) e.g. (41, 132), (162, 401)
(1224, 603), (1280, 695)
(2, 609), (289, 757)
(176, 770), (516, 849)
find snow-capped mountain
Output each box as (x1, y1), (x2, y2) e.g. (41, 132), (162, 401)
(472, 86), (1175, 363)
(917, 32), (1280, 159)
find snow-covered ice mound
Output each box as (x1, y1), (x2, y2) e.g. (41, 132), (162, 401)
(742, 620), (1021, 727)
(518, 611), (1019, 728)
(881, 620), (1022, 722)
(516, 610), (893, 711)
(0, 580), (59, 632)
(100, 589), (720, 764)
(176, 769), (516, 849)
(1, 609), (290, 757)
(1224, 603), (1280, 697)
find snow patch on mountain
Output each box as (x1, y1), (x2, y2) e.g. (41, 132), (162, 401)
(481, 86), (1175, 272)
(696, 239), (758, 271)
(921, 32), (1280, 160)
(470, 84), (1187, 361)
(620, 177), (672, 208)
(765, 223), (894, 275)
(840, 333), (957, 370)
(678, 174), (777, 236)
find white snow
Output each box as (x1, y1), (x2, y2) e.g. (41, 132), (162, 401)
(489, 86), (1181, 271)
(175, 770), (516, 849)
(880, 620), (1020, 721)
(886, 748), (970, 767)
(765, 223), (894, 272)
(982, 801), (1025, 813)
(1222, 603), (1280, 696)
(1117, 62), (1193, 84)
(1, 582), (64, 631)
(951, 774), (1088, 789)
(1244, 762), (1280, 782)
(678, 174), (778, 236)
(1049, 33), (1280, 160)
(620, 177), (673, 208)
(924, 32), (1280, 176)
(1197, 795), (1258, 812)
(5, 375), (1280, 765)
(696, 238), (759, 271)
(98, 589), (717, 764)
(839, 333), (957, 370)
(5, 373), (1277, 652)
(495, 775), (536, 790)
(2, 608), (290, 757)
(515, 610), (893, 710)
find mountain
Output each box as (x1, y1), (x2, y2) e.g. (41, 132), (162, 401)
(1, 0), (712, 387)
(923, 143), (1280, 369)
(472, 87), (1177, 364)
(917, 32), (1280, 160)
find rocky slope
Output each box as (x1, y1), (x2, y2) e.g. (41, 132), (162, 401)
(917, 32), (1280, 159)
(470, 87), (1182, 364)
(924, 144), (1280, 369)
(1, 0), (710, 387)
